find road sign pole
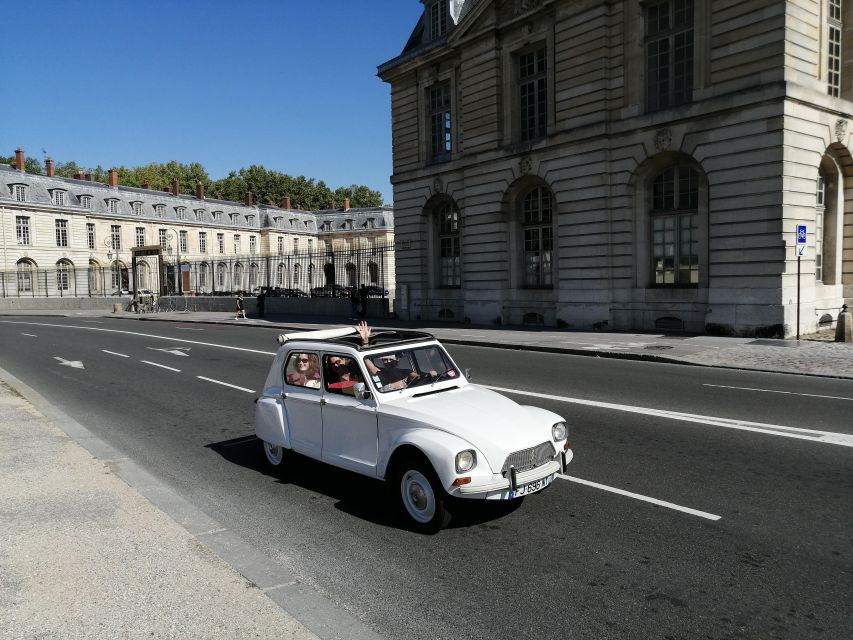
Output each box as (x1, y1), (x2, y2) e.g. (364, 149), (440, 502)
(797, 255), (801, 340)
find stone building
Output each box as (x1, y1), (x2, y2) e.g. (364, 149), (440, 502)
(0, 150), (394, 299)
(378, 0), (853, 336)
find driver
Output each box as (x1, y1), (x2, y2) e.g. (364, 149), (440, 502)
(366, 353), (414, 391)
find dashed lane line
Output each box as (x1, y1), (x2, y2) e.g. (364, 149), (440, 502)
(102, 350), (130, 358)
(703, 383), (853, 402)
(557, 474), (722, 521)
(21, 333), (37, 337)
(197, 376), (256, 394)
(141, 360), (181, 372)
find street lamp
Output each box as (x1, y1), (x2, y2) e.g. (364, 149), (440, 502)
(164, 229), (182, 295)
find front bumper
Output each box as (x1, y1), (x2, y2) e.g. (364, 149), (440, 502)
(452, 449), (573, 500)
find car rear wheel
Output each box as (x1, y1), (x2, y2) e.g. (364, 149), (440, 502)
(262, 441), (285, 467)
(395, 458), (451, 533)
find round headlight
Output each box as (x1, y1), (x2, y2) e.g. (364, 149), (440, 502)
(455, 449), (476, 473)
(552, 422), (568, 442)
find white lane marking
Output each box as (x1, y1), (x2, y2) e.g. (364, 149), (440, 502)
(141, 360), (181, 372)
(703, 383), (853, 402)
(0, 321), (276, 356)
(557, 474), (721, 521)
(102, 350), (130, 358)
(22, 333), (37, 337)
(146, 346), (191, 357)
(54, 357), (84, 369)
(484, 385), (853, 448)
(197, 376), (255, 394)
(176, 327), (205, 331)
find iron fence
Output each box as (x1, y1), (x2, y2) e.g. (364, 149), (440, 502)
(0, 244), (395, 299)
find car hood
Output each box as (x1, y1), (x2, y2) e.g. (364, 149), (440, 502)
(379, 385), (559, 472)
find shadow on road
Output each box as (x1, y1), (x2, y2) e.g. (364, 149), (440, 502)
(206, 434), (524, 533)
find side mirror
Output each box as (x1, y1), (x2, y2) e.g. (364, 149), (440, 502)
(354, 382), (372, 400)
(464, 368), (472, 381)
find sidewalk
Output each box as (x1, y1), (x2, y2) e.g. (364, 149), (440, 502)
(0, 373), (321, 640)
(121, 310), (853, 380)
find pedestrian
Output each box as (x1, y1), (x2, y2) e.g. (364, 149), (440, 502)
(358, 284), (368, 320)
(235, 292), (247, 319)
(256, 290), (266, 318)
(349, 287), (359, 320)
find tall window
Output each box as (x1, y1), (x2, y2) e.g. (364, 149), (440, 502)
(651, 167), (699, 286)
(198, 263), (208, 289)
(16, 216), (31, 245)
(429, 0), (449, 39)
(277, 237), (284, 254)
(521, 187), (553, 287)
(816, 171), (826, 282)
(518, 47), (547, 141)
(179, 230), (188, 253)
(217, 233), (224, 254)
(55, 220), (68, 247)
(17, 259), (35, 292)
(646, 0), (694, 111)
(52, 190), (66, 206)
(199, 232), (207, 254)
(56, 260), (72, 291)
(294, 237), (299, 253)
(87, 223), (95, 250)
(429, 83), (452, 162)
(13, 185), (26, 201)
(437, 203), (461, 287)
(308, 239), (313, 254)
(277, 263), (285, 286)
(828, 0), (843, 97)
(217, 263), (226, 287)
(136, 227), (145, 247)
(159, 229), (168, 249)
(233, 234), (240, 254)
(249, 235), (257, 253)
(111, 225), (122, 250)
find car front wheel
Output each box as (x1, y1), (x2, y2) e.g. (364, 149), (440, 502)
(395, 459), (451, 533)
(262, 440), (285, 467)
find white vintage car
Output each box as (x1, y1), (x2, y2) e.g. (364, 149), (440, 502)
(255, 327), (573, 532)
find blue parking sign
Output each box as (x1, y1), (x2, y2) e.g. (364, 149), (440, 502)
(797, 225), (807, 244)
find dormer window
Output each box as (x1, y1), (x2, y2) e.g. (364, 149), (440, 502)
(305, 221), (311, 230)
(11, 184), (26, 202)
(429, 0), (449, 39)
(290, 218), (297, 228)
(365, 218), (376, 229)
(176, 206), (186, 220)
(154, 204), (165, 217)
(132, 201), (143, 216)
(80, 195), (92, 209)
(229, 213), (238, 223)
(273, 216), (282, 227)
(212, 211), (222, 222)
(52, 190), (67, 206)
(321, 221), (332, 232)
(195, 209), (205, 221)
(246, 214), (255, 225)
(344, 219), (354, 230)
(106, 198), (119, 214)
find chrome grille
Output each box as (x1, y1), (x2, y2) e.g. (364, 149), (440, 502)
(501, 441), (555, 475)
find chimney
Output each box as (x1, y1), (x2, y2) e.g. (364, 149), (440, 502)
(108, 168), (118, 188)
(343, 198), (350, 211)
(14, 148), (25, 171)
(84, 172), (92, 182)
(195, 180), (204, 200)
(75, 170), (84, 180)
(244, 190), (253, 206)
(171, 178), (180, 196)
(46, 158), (55, 177)
(281, 196), (291, 209)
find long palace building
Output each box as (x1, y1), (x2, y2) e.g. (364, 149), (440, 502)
(0, 149), (394, 300)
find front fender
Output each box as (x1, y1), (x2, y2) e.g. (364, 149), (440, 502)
(381, 428), (488, 490)
(255, 391), (290, 448)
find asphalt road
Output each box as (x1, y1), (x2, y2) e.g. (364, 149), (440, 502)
(1, 316), (851, 640)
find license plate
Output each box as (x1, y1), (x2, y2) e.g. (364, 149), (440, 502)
(510, 473), (554, 499)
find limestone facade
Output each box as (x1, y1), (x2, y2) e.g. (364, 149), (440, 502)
(379, 0), (853, 336)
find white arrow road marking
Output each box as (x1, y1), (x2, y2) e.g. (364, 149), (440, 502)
(485, 385), (853, 448)
(146, 346), (191, 357)
(197, 376), (255, 393)
(22, 333), (37, 337)
(557, 474), (721, 521)
(54, 357), (84, 369)
(141, 360), (181, 372)
(102, 350), (130, 358)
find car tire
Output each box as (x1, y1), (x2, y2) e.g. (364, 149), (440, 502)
(261, 440), (286, 468)
(394, 456), (451, 533)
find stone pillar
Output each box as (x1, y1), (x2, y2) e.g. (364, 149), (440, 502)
(836, 304), (852, 342)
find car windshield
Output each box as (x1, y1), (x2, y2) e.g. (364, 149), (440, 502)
(364, 344), (459, 393)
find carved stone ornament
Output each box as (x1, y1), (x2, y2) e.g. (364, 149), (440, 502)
(835, 119), (848, 143)
(654, 128), (672, 153)
(519, 156), (533, 175)
(433, 177), (443, 193)
(499, 0), (544, 21)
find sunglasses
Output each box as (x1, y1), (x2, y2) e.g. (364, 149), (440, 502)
(296, 358), (310, 363)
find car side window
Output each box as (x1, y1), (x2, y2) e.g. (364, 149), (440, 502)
(284, 352), (321, 389)
(323, 354), (363, 396)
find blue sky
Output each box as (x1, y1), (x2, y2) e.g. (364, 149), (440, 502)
(0, 1), (423, 204)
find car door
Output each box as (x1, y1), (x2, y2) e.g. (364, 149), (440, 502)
(282, 351), (323, 459)
(320, 353), (379, 476)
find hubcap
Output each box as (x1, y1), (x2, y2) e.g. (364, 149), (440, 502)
(264, 442), (284, 466)
(401, 470), (436, 523)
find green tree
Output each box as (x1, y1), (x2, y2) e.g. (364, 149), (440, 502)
(0, 155), (44, 174)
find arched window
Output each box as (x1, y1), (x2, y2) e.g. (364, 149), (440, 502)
(16, 258), (36, 293)
(56, 259), (74, 291)
(136, 260), (150, 292)
(323, 263), (335, 285)
(520, 186), (553, 288)
(651, 167), (699, 286)
(198, 262), (208, 291)
(217, 263), (227, 288)
(249, 263), (259, 289)
(294, 263), (302, 286)
(276, 263), (286, 287)
(345, 262), (357, 287)
(436, 202), (461, 287)
(307, 263), (315, 287)
(368, 261), (379, 284)
(234, 262), (244, 289)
